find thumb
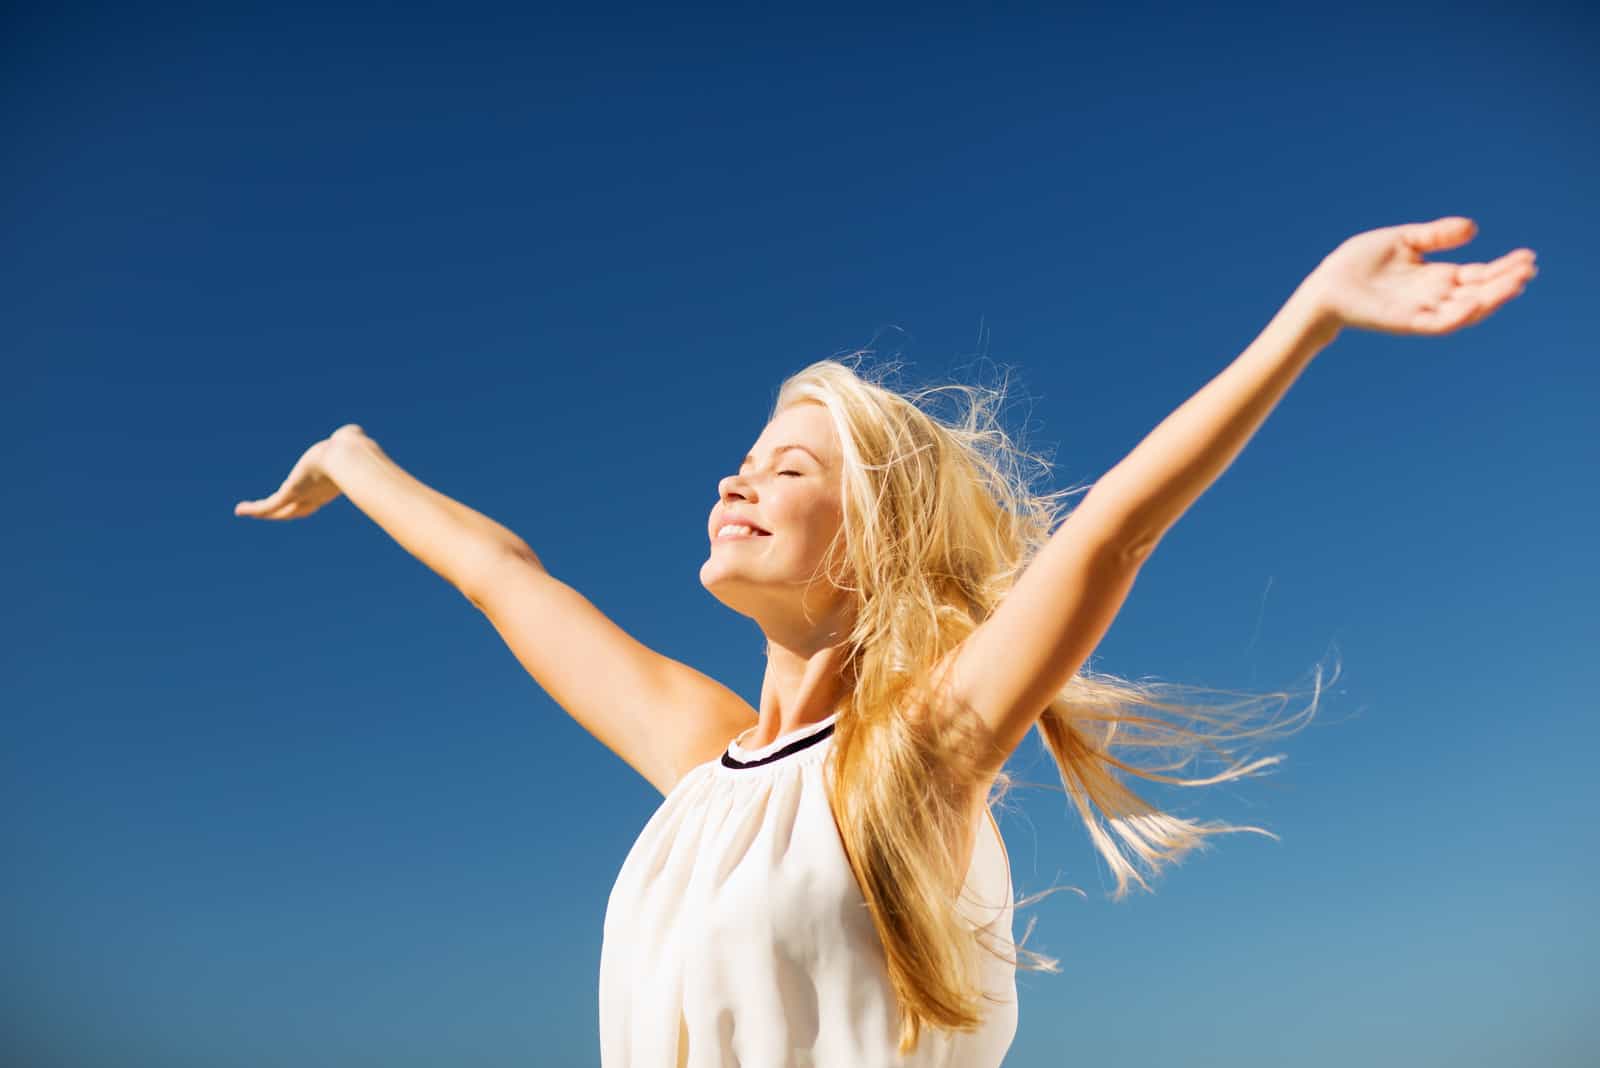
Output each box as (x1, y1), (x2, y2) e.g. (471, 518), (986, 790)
(1399, 215), (1476, 254)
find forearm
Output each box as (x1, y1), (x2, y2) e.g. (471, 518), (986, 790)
(320, 434), (542, 595)
(1079, 281), (1343, 558)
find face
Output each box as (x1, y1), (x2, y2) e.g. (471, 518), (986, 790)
(700, 400), (851, 635)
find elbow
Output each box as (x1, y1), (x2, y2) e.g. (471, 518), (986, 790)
(1119, 527), (1162, 563)
(1062, 497), (1161, 566)
(1071, 473), (1171, 564)
(460, 544), (544, 610)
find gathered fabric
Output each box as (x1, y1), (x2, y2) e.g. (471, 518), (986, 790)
(599, 711), (1018, 1067)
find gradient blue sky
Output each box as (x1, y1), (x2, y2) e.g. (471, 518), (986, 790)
(6, 3), (1595, 1066)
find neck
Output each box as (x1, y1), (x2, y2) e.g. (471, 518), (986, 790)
(747, 634), (854, 751)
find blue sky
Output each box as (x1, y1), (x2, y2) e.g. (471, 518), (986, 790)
(5, 3), (1596, 1065)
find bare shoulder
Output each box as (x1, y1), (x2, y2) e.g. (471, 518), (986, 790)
(467, 555), (756, 798)
(654, 670), (757, 794)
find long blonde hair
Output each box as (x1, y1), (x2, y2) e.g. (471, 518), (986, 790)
(776, 353), (1333, 1056)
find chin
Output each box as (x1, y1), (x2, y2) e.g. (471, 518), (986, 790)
(698, 566), (737, 599)
(700, 573), (769, 616)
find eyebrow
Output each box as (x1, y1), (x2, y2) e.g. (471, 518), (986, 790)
(741, 443), (825, 469)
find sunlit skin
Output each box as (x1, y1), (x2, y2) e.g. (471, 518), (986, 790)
(219, 214), (1540, 1066)
(690, 216), (1537, 756)
(699, 400), (857, 752)
(233, 216), (1536, 766)
(1301, 216), (1535, 336)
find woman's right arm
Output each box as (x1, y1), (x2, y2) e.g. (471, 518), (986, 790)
(243, 426), (754, 795)
(316, 428), (534, 599)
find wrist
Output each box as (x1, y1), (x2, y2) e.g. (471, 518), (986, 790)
(317, 430), (375, 484)
(1282, 276), (1344, 349)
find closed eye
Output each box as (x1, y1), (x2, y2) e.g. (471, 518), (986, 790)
(780, 471), (802, 477)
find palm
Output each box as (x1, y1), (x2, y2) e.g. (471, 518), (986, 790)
(234, 439), (342, 520)
(1308, 217), (1536, 336)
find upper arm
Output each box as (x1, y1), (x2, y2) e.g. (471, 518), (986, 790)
(938, 512), (1148, 781)
(465, 552), (754, 796)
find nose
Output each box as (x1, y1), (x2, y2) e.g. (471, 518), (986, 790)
(718, 474), (752, 502)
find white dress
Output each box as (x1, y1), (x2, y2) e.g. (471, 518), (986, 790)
(598, 710), (1019, 1067)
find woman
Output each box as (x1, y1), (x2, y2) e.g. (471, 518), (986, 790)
(235, 217), (1535, 1066)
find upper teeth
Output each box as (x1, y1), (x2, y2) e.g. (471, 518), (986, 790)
(718, 524), (761, 537)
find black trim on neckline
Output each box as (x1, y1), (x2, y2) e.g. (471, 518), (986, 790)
(721, 720), (836, 769)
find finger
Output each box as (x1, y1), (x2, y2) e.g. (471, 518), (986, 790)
(1435, 271), (1528, 331)
(1416, 294), (1479, 333)
(1462, 292), (1504, 328)
(1457, 248), (1536, 284)
(1399, 216), (1477, 255)
(1459, 267), (1531, 310)
(237, 489), (287, 516)
(245, 500), (297, 520)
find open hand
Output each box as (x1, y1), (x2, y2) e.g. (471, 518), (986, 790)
(234, 428), (361, 520)
(1304, 217), (1536, 336)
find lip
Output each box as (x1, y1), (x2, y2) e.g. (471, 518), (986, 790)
(711, 513), (771, 541)
(712, 527), (772, 542)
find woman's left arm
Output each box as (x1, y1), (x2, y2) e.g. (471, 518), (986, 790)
(1082, 215), (1537, 559)
(940, 217), (1536, 780)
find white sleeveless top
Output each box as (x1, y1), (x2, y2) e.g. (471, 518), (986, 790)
(598, 710), (1019, 1067)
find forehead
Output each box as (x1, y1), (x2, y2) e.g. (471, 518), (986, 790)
(749, 402), (837, 458)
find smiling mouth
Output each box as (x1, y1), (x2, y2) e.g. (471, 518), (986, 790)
(714, 529), (772, 541)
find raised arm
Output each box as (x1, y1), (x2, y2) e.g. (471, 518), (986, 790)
(236, 426), (756, 796)
(315, 426), (533, 595)
(940, 217), (1537, 780)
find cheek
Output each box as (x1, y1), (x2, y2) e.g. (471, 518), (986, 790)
(802, 515), (845, 562)
(797, 497), (843, 541)
(766, 489), (841, 547)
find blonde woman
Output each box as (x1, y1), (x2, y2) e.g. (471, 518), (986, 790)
(235, 216), (1535, 1066)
